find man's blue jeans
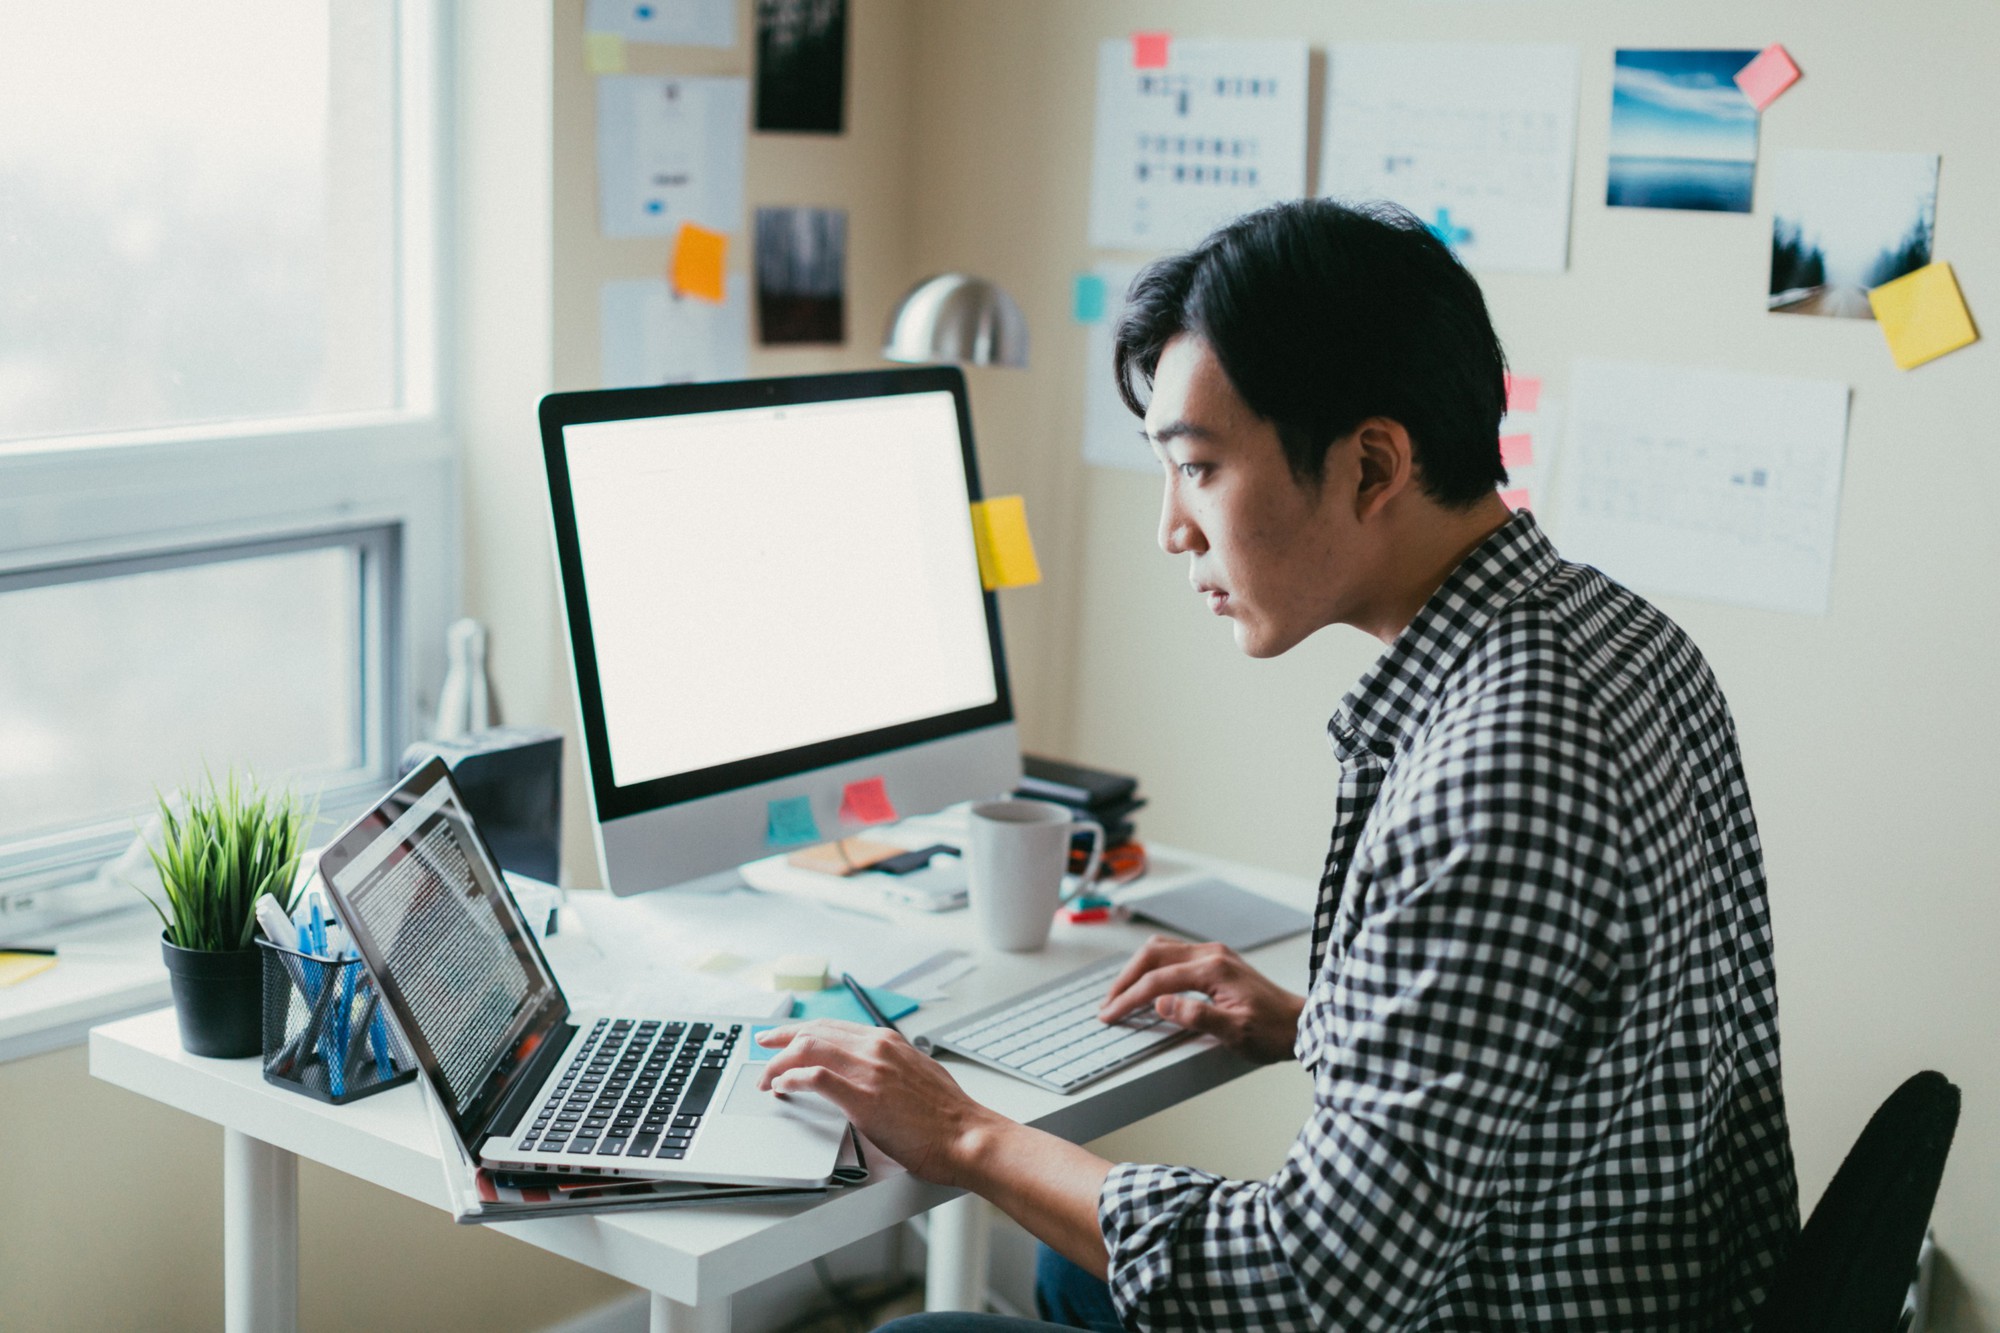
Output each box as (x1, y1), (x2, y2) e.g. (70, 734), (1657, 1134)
(875, 1245), (1122, 1331)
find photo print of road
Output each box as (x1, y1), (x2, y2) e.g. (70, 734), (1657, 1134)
(755, 0), (846, 134)
(1607, 50), (1761, 213)
(754, 206), (847, 344)
(1769, 149), (1940, 319)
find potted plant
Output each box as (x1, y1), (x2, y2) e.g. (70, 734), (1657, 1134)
(140, 771), (310, 1058)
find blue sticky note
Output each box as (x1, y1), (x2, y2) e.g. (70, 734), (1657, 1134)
(767, 795), (821, 847)
(1072, 273), (1107, 323)
(746, 1024), (783, 1060)
(790, 984), (920, 1025)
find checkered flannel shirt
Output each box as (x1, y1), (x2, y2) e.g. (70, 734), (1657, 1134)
(1099, 511), (1798, 1331)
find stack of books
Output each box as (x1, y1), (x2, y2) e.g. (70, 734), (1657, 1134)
(1015, 755), (1147, 884)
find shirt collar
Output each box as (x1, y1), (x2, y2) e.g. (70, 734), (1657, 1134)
(1329, 510), (1561, 763)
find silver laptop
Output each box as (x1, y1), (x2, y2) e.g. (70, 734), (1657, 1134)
(319, 758), (848, 1188)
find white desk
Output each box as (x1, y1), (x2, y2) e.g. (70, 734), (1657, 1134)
(90, 846), (1313, 1333)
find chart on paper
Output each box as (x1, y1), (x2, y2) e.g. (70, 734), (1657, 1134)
(599, 278), (749, 388)
(1088, 37), (1310, 251)
(596, 75), (747, 238)
(1556, 359), (1851, 616)
(1320, 43), (1581, 274)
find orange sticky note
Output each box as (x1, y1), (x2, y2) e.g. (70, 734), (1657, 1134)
(1868, 261), (1979, 371)
(969, 496), (1042, 590)
(584, 32), (628, 74)
(838, 776), (898, 826)
(1499, 434), (1535, 469)
(1504, 374), (1541, 414)
(670, 222), (728, 304)
(1500, 488), (1532, 512)
(1734, 45), (1800, 112)
(1133, 33), (1170, 69)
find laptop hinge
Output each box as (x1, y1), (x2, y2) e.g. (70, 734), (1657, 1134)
(485, 1020), (577, 1139)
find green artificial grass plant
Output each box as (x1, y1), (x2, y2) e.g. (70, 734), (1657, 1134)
(142, 770), (310, 952)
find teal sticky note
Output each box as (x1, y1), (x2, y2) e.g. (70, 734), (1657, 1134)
(790, 983), (919, 1025)
(1072, 273), (1107, 323)
(767, 795), (820, 847)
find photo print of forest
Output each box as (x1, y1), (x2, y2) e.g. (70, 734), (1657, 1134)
(1769, 149), (1940, 319)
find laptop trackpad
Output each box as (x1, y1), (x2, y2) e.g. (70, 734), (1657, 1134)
(721, 1065), (840, 1121)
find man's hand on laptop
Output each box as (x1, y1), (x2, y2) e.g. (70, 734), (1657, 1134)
(754, 1020), (1001, 1185)
(1097, 936), (1305, 1065)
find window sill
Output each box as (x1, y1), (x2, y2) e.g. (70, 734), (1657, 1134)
(0, 910), (170, 1065)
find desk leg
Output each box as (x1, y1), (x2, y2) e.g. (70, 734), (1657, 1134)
(924, 1193), (992, 1312)
(223, 1128), (298, 1333)
(649, 1291), (729, 1333)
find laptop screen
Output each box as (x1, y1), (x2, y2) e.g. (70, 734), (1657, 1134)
(320, 759), (568, 1143)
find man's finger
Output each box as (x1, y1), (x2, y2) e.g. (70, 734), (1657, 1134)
(1099, 960), (1210, 1022)
(757, 1028), (866, 1088)
(1099, 936), (1189, 1007)
(768, 1061), (860, 1109)
(1155, 992), (1223, 1036)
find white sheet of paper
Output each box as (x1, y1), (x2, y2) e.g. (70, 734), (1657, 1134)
(1088, 38), (1310, 252)
(1321, 43), (1580, 274)
(1555, 359), (1851, 616)
(597, 74), (747, 239)
(1078, 262), (1155, 473)
(600, 277), (749, 387)
(585, 0), (734, 48)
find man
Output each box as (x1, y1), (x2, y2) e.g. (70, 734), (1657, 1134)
(756, 199), (1799, 1330)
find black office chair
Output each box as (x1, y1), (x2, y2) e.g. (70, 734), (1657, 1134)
(1754, 1070), (1961, 1333)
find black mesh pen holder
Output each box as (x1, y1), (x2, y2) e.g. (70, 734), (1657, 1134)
(259, 940), (417, 1104)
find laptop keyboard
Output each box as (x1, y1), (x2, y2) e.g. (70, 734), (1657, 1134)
(517, 1018), (741, 1160)
(924, 956), (1187, 1094)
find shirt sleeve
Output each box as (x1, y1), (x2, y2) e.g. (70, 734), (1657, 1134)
(1098, 677), (1626, 1331)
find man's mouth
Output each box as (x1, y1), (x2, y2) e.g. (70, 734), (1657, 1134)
(1195, 583), (1229, 615)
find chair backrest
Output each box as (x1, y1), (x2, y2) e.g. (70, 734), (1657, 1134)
(1754, 1070), (1961, 1333)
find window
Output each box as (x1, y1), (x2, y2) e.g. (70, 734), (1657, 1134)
(0, 1), (454, 929)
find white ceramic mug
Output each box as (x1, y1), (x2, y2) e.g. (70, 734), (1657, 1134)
(965, 799), (1106, 952)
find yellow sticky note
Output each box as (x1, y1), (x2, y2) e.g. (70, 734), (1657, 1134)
(584, 32), (627, 74)
(0, 953), (57, 987)
(670, 222), (729, 304)
(970, 496), (1042, 590)
(1868, 262), (1979, 371)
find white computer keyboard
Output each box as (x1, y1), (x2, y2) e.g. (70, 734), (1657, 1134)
(917, 955), (1188, 1094)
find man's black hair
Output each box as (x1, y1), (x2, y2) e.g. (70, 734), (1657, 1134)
(1113, 198), (1509, 507)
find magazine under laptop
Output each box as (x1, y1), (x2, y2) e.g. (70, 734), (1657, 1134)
(319, 758), (851, 1192)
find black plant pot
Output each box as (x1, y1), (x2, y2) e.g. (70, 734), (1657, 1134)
(161, 935), (263, 1058)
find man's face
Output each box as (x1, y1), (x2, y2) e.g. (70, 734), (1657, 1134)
(1145, 335), (1354, 658)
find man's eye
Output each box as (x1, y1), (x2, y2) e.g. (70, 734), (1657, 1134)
(1178, 462), (1206, 481)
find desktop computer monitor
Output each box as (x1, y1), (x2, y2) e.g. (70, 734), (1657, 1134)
(539, 367), (1021, 895)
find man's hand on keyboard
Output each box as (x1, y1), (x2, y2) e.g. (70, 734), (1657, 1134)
(1097, 936), (1305, 1065)
(754, 1019), (1000, 1185)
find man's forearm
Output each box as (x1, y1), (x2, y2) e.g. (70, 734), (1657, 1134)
(951, 1113), (1116, 1279)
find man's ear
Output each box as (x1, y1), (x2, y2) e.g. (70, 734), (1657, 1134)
(1351, 418), (1417, 520)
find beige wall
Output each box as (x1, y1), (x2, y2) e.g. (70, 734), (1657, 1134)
(903, 0), (2000, 1326)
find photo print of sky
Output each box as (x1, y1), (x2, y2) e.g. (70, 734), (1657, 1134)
(1770, 149), (1939, 319)
(1607, 50), (1760, 213)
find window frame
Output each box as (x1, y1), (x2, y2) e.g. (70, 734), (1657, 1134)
(0, 0), (458, 929)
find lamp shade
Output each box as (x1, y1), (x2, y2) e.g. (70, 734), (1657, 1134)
(881, 274), (1030, 368)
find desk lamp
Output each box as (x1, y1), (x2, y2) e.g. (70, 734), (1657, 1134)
(881, 274), (1030, 368)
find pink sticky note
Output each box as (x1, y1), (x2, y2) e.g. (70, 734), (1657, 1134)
(1499, 434), (1535, 470)
(1133, 32), (1170, 69)
(1504, 374), (1542, 414)
(1499, 488), (1533, 513)
(1734, 45), (1801, 111)
(838, 776), (898, 826)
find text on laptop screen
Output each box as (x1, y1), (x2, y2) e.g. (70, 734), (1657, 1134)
(327, 776), (555, 1114)
(562, 389), (999, 789)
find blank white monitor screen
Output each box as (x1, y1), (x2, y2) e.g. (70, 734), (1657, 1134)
(562, 389), (998, 790)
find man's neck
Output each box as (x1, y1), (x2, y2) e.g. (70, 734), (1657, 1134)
(1358, 496), (1515, 645)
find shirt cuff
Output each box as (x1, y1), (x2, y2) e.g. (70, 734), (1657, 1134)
(1098, 1159), (1226, 1328)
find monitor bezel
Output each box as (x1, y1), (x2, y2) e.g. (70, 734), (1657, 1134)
(539, 367), (1017, 822)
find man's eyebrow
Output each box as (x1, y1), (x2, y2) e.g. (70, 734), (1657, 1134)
(1144, 419), (1217, 446)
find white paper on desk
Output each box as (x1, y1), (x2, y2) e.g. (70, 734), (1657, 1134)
(585, 0), (734, 48)
(1078, 261), (1155, 474)
(600, 277), (749, 387)
(567, 888), (952, 995)
(1554, 359), (1851, 616)
(597, 75), (747, 239)
(1088, 38), (1310, 252)
(1321, 43), (1580, 274)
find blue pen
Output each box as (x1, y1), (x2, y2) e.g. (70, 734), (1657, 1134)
(308, 900), (327, 957)
(330, 954), (355, 1098)
(371, 999), (392, 1080)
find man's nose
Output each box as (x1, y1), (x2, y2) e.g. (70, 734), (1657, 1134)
(1158, 487), (1203, 556)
